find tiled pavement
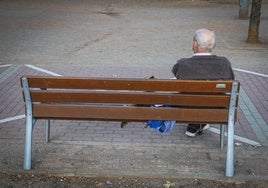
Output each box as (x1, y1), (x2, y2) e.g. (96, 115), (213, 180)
(0, 64), (267, 181)
(0, 0), (268, 184)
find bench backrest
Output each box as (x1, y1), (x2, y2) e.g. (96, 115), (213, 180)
(21, 76), (240, 124)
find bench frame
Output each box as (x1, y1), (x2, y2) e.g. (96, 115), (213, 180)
(21, 76), (240, 177)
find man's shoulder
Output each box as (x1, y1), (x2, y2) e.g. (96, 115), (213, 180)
(177, 57), (190, 62)
(194, 55), (228, 59)
(178, 55), (230, 62)
(212, 55), (229, 61)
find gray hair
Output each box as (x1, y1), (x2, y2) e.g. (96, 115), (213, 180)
(193, 29), (216, 51)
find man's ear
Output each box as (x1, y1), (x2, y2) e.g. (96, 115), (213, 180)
(192, 40), (198, 53)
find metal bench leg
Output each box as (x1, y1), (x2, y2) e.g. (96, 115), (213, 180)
(23, 116), (33, 170)
(46, 119), (50, 143)
(226, 122), (234, 177)
(22, 77), (34, 170)
(220, 124), (226, 149)
(225, 81), (238, 177)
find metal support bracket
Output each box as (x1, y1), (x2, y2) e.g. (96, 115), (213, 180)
(220, 124), (226, 149)
(225, 81), (239, 177)
(46, 119), (50, 143)
(21, 77), (33, 170)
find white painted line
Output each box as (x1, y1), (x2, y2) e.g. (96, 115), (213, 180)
(208, 127), (261, 147)
(25, 64), (62, 76)
(0, 64), (12, 68)
(0, 114), (26, 124)
(233, 68), (268, 78)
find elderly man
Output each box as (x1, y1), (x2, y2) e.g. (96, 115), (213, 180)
(172, 28), (235, 137)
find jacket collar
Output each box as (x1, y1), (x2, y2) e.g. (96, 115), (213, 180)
(193, 53), (212, 56)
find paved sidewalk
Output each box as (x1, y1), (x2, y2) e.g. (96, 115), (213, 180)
(0, 0), (268, 187)
(0, 64), (267, 182)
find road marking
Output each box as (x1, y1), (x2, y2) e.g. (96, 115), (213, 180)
(0, 64), (12, 68)
(1, 65), (61, 125)
(233, 68), (268, 78)
(0, 115), (26, 124)
(239, 87), (268, 145)
(0, 65), (22, 84)
(25, 64), (62, 76)
(208, 127), (261, 147)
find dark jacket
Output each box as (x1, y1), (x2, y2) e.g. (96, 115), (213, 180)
(172, 55), (235, 80)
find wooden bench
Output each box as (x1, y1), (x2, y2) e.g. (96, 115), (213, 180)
(21, 76), (240, 177)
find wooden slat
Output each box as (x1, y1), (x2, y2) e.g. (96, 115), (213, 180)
(30, 91), (231, 107)
(33, 104), (229, 123)
(22, 76), (240, 125)
(24, 76), (235, 93)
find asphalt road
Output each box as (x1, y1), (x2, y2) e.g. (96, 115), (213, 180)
(0, 0), (267, 73)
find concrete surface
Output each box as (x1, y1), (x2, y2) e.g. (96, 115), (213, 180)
(0, 0), (267, 187)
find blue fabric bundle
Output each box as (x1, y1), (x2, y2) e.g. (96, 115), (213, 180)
(147, 105), (175, 134)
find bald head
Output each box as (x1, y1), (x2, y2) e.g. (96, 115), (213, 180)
(192, 29), (216, 53)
